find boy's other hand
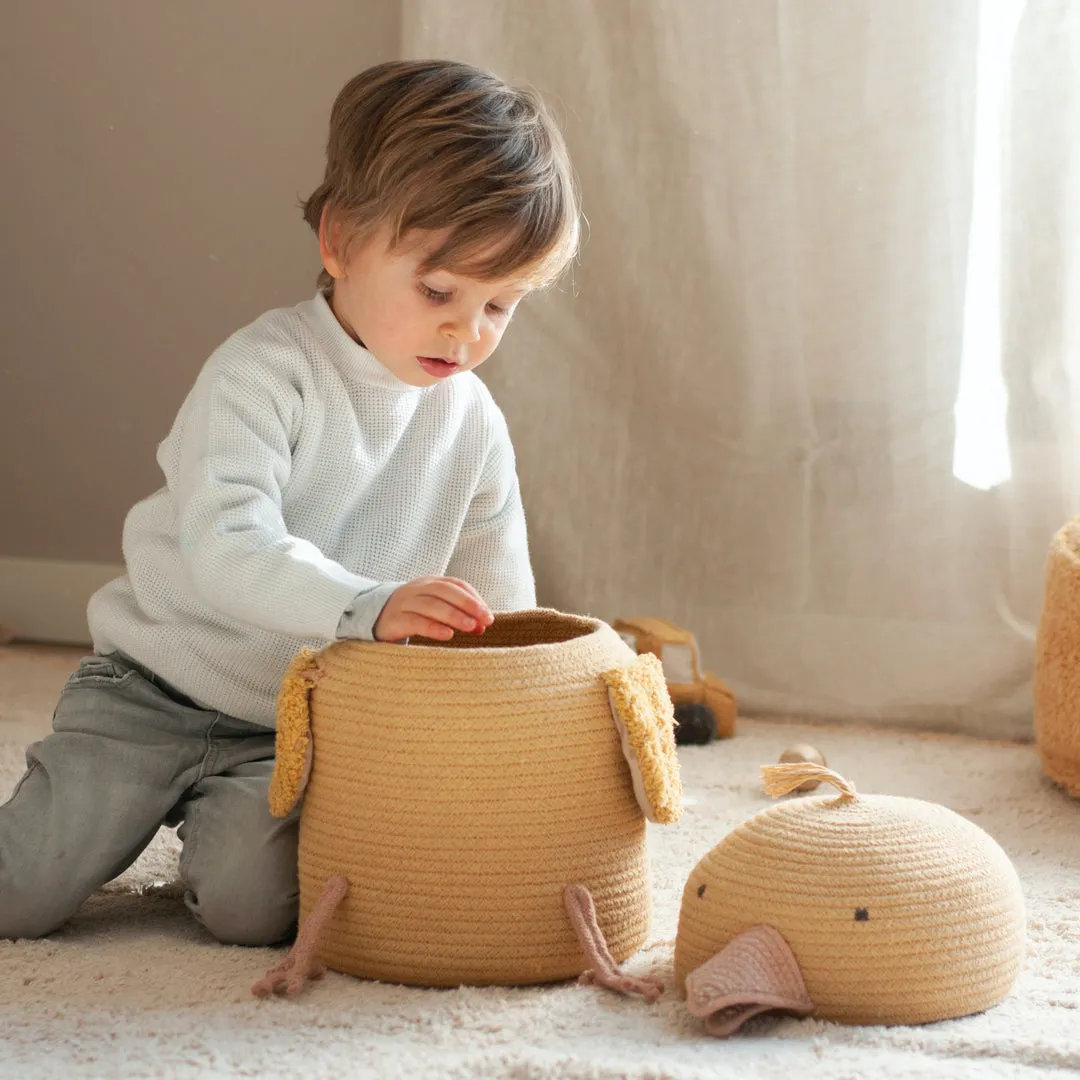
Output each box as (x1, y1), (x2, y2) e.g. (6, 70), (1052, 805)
(374, 577), (495, 642)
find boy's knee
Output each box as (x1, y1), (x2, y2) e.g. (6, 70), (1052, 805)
(0, 913), (59, 941)
(182, 822), (299, 945)
(187, 874), (298, 946)
(179, 771), (299, 945)
(0, 881), (76, 941)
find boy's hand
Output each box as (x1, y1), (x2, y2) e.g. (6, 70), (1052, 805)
(374, 577), (495, 643)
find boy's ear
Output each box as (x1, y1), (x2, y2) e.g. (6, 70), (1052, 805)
(318, 207), (346, 279)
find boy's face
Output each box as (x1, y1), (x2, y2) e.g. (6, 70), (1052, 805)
(320, 219), (533, 388)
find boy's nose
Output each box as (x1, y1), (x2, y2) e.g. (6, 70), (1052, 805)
(441, 315), (481, 345)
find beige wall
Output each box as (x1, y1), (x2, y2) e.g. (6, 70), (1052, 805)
(0, 1), (400, 565)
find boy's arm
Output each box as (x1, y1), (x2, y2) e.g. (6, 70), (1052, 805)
(444, 410), (537, 611)
(172, 353), (398, 641)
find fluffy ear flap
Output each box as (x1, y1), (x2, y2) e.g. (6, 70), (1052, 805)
(602, 653), (683, 824)
(268, 648), (322, 818)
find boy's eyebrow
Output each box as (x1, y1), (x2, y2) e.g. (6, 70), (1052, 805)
(422, 270), (533, 298)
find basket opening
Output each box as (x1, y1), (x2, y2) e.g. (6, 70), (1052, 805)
(408, 609), (597, 650)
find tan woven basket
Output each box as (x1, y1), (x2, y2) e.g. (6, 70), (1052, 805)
(674, 766), (1026, 1028)
(1035, 519), (1080, 797)
(270, 609), (680, 987)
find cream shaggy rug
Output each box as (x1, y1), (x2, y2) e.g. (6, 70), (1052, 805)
(1, 645), (1078, 1079)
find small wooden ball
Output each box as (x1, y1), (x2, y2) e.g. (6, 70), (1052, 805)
(779, 743), (827, 792)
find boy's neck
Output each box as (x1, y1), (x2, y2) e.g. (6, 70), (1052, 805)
(325, 287), (368, 350)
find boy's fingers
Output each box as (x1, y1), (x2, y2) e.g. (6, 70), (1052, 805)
(406, 576), (489, 619)
(388, 613), (453, 641)
(422, 581), (492, 623)
(415, 617), (454, 640)
(407, 594), (480, 632)
(444, 581), (494, 621)
(441, 577), (489, 609)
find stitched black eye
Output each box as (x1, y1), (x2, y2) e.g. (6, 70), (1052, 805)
(697, 884), (707, 899)
(855, 907), (869, 921)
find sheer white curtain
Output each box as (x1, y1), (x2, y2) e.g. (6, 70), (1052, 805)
(404, 0), (1080, 737)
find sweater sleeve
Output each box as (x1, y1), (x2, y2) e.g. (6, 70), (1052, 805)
(445, 404), (536, 611)
(169, 348), (388, 640)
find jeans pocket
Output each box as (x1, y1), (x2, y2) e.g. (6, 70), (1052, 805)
(66, 654), (138, 688)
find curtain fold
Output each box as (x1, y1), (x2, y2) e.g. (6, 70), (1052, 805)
(403, 0), (1080, 737)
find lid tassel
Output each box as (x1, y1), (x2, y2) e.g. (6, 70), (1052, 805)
(760, 763), (857, 802)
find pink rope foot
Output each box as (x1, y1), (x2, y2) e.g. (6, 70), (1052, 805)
(251, 875), (348, 998)
(250, 952), (328, 997)
(577, 967), (664, 1003)
(564, 884), (664, 1003)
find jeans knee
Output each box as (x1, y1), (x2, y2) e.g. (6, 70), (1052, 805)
(178, 772), (299, 946)
(186, 873), (298, 946)
(0, 880), (75, 940)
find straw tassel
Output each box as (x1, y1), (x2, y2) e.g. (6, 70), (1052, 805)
(760, 763), (857, 802)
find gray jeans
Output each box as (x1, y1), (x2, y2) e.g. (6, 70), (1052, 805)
(0, 653), (299, 944)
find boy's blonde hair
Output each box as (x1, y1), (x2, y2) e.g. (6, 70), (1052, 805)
(302, 59), (580, 290)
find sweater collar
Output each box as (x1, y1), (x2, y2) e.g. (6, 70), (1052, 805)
(302, 291), (423, 393)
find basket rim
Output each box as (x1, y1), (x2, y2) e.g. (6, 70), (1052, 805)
(327, 608), (614, 664)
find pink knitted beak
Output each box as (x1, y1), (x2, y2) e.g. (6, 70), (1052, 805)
(684, 924), (814, 1037)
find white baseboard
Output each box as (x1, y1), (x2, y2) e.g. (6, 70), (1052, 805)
(0, 557), (123, 645)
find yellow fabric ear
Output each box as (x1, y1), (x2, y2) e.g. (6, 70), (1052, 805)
(602, 652), (683, 824)
(268, 648), (321, 818)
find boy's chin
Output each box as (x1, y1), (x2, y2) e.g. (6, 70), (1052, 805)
(367, 354), (428, 387)
(395, 363), (444, 387)
(372, 351), (475, 387)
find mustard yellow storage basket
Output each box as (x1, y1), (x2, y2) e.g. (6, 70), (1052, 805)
(1035, 518), (1080, 797)
(264, 609), (682, 989)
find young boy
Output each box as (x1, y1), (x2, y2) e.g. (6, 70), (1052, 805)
(0, 60), (579, 946)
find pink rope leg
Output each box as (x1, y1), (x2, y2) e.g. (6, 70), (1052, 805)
(564, 884), (663, 1003)
(251, 875), (349, 997)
